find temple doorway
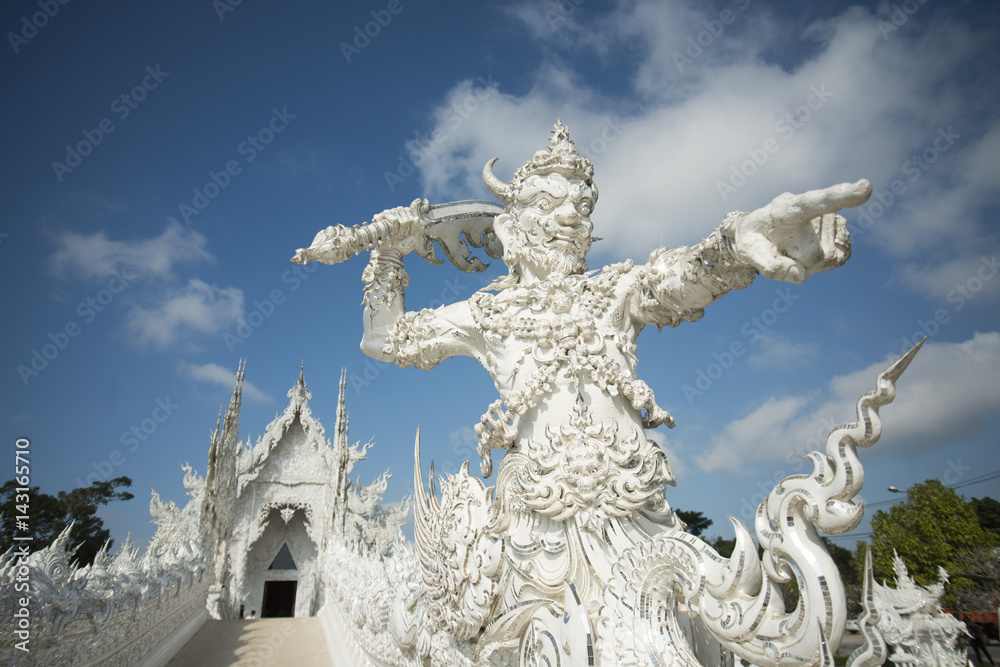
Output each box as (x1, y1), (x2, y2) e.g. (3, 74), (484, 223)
(261, 580), (297, 617)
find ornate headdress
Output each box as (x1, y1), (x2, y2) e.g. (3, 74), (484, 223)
(483, 121), (597, 203)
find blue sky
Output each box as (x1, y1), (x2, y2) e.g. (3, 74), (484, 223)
(2, 0), (998, 551)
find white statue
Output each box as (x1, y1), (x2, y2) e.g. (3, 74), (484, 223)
(862, 552), (969, 667)
(294, 122), (919, 666)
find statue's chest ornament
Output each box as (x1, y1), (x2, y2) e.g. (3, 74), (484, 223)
(470, 264), (673, 478)
(471, 271), (616, 344)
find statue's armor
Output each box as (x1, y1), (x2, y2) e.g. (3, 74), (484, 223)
(300, 122), (884, 665)
(381, 251), (756, 633)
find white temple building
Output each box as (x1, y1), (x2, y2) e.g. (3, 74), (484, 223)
(201, 361), (397, 620)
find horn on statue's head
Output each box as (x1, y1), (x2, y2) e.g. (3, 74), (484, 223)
(483, 158), (513, 203)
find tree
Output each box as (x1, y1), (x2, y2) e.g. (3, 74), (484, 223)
(823, 538), (858, 589)
(711, 536), (736, 558)
(855, 479), (998, 604)
(676, 509), (713, 537)
(0, 477), (133, 566)
(950, 545), (1000, 612)
(970, 496), (1000, 538)
(818, 538), (863, 616)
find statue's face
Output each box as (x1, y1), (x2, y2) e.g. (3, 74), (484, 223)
(505, 173), (595, 279)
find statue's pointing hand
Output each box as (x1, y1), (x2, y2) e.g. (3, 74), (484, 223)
(725, 180), (872, 284)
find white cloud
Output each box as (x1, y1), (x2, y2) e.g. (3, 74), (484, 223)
(881, 119), (1000, 301)
(181, 362), (271, 403)
(49, 220), (211, 281)
(405, 1), (997, 270)
(748, 332), (820, 369)
(891, 252), (1000, 304)
(696, 332), (1000, 474)
(46, 222), (249, 349)
(504, 0), (604, 52)
(863, 120), (1000, 259)
(695, 394), (814, 475)
(124, 279), (244, 348)
(403, 70), (569, 200)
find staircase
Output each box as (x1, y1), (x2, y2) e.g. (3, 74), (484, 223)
(166, 618), (332, 666)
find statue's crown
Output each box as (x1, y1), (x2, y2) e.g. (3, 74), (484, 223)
(483, 121), (597, 204)
(512, 121), (595, 187)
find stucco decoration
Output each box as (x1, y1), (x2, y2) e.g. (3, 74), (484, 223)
(311, 338), (924, 667)
(248, 502), (317, 548)
(0, 362), (405, 664)
(201, 364), (405, 619)
(0, 468), (208, 666)
(847, 547), (889, 667)
(863, 551), (968, 667)
(295, 123), (931, 665)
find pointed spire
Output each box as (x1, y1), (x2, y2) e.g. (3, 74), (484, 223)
(231, 358), (246, 410)
(223, 358), (245, 447)
(333, 368), (351, 533)
(286, 360), (312, 404)
(335, 368), (348, 449)
(205, 403), (224, 487)
(212, 405), (223, 443)
(333, 368), (350, 498)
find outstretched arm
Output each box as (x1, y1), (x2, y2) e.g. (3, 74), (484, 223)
(358, 207), (482, 369)
(724, 180), (871, 284)
(360, 246), (410, 361)
(631, 180), (872, 328)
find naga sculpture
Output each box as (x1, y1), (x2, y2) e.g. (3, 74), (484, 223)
(861, 550), (969, 667)
(294, 122), (918, 666)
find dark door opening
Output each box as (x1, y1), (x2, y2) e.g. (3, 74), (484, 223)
(261, 580), (297, 618)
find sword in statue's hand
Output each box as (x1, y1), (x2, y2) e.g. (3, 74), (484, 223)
(291, 198), (505, 273)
